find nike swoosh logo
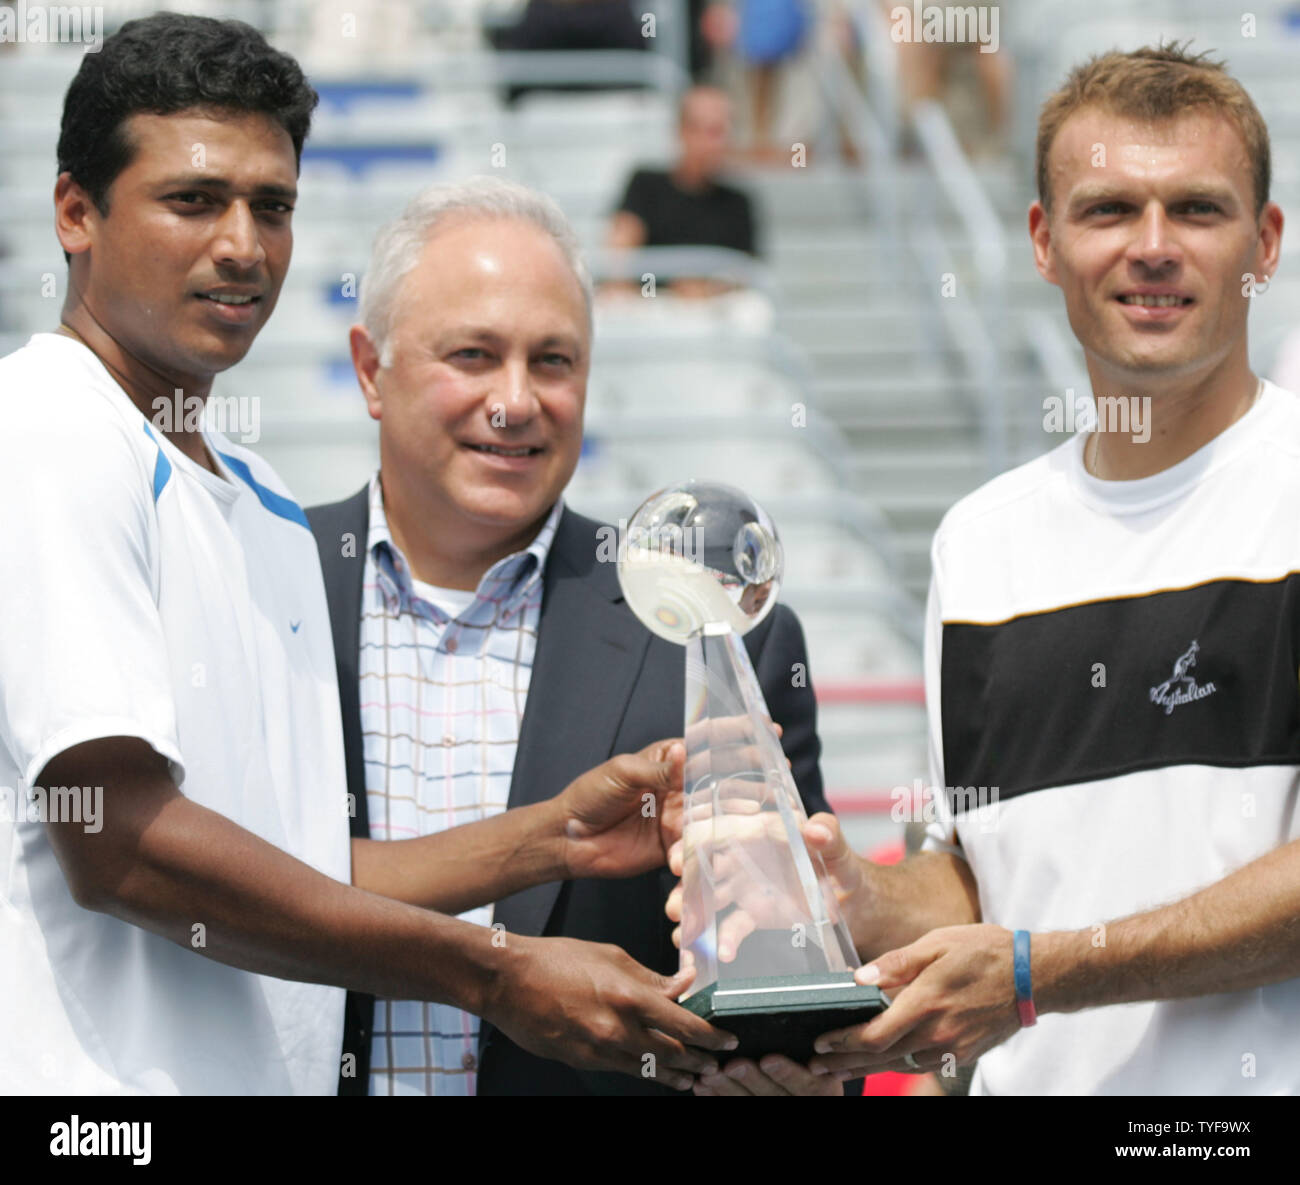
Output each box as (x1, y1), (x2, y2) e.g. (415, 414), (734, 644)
(290, 620), (301, 633)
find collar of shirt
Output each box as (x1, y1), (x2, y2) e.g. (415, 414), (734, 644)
(364, 471), (562, 626)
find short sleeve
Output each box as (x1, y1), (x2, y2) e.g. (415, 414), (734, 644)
(615, 168), (656, 224)
(919, 544), (964, 860)
(0, 394), (184, 789)
(736, 192), (758, 257)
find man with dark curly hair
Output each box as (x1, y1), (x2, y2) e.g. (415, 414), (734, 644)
(0, 12), (732, 1095)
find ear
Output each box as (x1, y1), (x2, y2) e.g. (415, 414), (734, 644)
(350, 324), (384, 421)
(1255, 200), (1284, 283)
(54, 172), (97, 259)
(1028, 200), (1059, 287)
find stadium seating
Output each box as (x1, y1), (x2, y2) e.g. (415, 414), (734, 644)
(8, 0), (1300, 844)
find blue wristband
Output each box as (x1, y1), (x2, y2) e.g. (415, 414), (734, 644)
(1013, 929), (1037, 1026)
(1013, 930), (1033, 998)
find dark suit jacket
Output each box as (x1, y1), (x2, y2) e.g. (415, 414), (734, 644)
(307, 487), (830, 1096)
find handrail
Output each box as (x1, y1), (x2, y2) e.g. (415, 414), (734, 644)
(906, 221), (1008, 475)
(811, 6), (1011, 477)
(906, 100), (1009, 476)
(1023, 307), (1089, 399)
(807, 38), (906, 283)
(855, 0), (904, 151)
(908, 101), (1007, 316)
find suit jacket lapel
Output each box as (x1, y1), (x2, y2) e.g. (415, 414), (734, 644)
(493, 507), (651, 938)
(307, 484), (371, 838)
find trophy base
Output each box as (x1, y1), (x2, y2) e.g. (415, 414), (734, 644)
(682, 973), (888, 1063)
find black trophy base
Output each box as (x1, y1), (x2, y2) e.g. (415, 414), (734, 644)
(681, 973), (889, 1063)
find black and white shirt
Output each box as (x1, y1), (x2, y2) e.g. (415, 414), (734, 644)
(923, 380), (1300, 1095)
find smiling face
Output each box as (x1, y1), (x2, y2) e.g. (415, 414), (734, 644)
(59, 109), (297, 385)
(354, 215), (589, 550)
(1029, 107), (1281, 388)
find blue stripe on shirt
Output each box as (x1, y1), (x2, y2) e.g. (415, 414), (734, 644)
(217, 451), (310, 529)
(140, 422), (172, 502)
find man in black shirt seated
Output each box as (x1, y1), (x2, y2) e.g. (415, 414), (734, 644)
(608, 86), (758, 296)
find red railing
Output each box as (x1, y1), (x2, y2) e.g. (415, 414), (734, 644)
(815, 679), (925, 706)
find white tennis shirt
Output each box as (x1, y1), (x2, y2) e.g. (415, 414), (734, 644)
(923, 380), (1300, 1095)
(0, 333), (351, 1094)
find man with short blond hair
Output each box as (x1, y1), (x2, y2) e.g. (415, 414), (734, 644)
(770, 42), (1300, 1096)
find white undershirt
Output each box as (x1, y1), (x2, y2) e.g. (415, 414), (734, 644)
(409, 578), (478, 620)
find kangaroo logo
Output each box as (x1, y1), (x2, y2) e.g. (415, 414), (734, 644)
(1149, 640), (1217, 716)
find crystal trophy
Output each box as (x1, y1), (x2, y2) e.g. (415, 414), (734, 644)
(617, 481), (887, 1061)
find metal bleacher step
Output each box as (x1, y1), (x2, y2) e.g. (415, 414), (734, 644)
(801, 348), (968, 384)
(779, 275), (914, 303)
(775, 308), (932, 351)
(836, 413), (980, 453)
(898, 538), (939, 601)
(744, 169), (882, 227)
(765, 231), (902, 269)
(850, 446), (989, 496)
(882, 489), (973, 527)
(809, 375), (973, 418)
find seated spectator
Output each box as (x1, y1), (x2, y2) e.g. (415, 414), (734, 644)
(609, 86), (757, 258)
(606, 86), (759, 300)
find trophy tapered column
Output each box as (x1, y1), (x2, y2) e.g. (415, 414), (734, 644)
(679, 623), (858, 998)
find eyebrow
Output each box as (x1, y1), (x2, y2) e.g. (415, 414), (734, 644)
(154, 175), (298, 200)
(1066, 183), (1240, 213)
(443, 327), (584, 351)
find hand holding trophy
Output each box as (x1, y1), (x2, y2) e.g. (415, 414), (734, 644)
(617, 481), (887, 1061)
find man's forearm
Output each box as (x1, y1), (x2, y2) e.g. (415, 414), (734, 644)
(64, 787), (508, 1015)
(352, 797), (567, 913)
(850, 851), (982, 959)
(1036, 836), (1300, 1014)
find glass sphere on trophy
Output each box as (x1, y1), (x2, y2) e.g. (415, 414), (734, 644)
(617, 481), (887, 1060)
